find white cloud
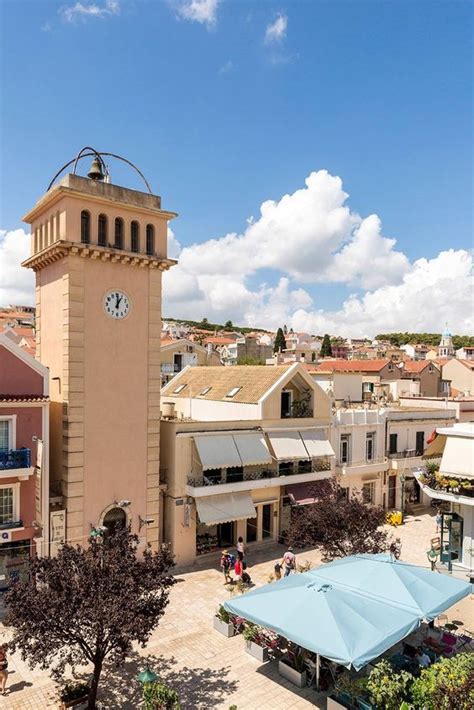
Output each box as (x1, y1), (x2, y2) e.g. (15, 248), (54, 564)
(0, 229), (35, 306)
(265, 12), (287, 44)
(59, 0), (119, 23)
(174, 0), (220, 28)
(218, 60), (234, 75)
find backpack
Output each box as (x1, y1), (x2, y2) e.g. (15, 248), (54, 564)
(228, 554), (236, 569)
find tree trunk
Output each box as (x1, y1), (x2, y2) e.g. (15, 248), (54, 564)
(88, 656), (103, 710)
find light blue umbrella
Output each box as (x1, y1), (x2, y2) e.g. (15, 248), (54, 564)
(225, 573), (420, 670)
(308, 554), (472, 620)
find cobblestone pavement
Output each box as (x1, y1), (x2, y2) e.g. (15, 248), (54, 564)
(0, 509), (472, 709)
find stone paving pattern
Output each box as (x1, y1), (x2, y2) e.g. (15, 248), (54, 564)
(0, 510), (472, 709)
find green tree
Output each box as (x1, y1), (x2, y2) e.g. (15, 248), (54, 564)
(274, 327), (287, 353)
(237, 356), (264, 365)
(201, 317), (209, 325)
(5, 527), (175, 709)
(320, 333), (332, 357)
(224, 320), (233, 329)
(411, 653), (474, 710)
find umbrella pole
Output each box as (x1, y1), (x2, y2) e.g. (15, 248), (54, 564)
(315, 653), (320, 691)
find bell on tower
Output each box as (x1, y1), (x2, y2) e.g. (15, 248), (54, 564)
(87, 157), (105, 181)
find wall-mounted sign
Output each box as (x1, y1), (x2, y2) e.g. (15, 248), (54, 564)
(0, 530), (12, 543)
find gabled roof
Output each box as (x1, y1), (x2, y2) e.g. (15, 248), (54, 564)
(160, 337), (207, 353)
(402, 360), (439, 374)
(203, 336), (237, 346)
(313, 359), (392, 373)
(161, 363), (306, 404)
(0, 333), (49, 395)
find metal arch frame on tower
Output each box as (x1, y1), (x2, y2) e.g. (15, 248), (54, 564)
(46, 147), (153, 194)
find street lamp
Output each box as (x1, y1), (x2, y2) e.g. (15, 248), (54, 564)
(400, 475), (406, 523)
(137, 665), (158, 685)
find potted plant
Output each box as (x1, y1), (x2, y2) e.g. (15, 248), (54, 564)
(278, 647), (307, 688)
(142, 680), (181, 709)
(59, 682), (90, 709)
(213, 604), (235, 638)
(366, 660), (412, 710)
(243, 623), (269, 662)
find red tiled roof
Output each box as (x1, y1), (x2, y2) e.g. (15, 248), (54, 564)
(203, 336), (236, 345)
(402, 361), (439, 374)
(313, 359), (392, 373)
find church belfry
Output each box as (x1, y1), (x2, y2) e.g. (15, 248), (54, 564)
(22, 148), (177, 550)
(438, 324), (455, 359)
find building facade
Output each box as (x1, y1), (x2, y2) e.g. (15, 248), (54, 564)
(160, 363), (334, 566)
(160, 337), (220, 386)
(22, 167), (176, 550)
(0, 334), (49, 594)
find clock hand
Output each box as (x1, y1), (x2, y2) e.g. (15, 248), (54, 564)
(117, 296), (123, 309)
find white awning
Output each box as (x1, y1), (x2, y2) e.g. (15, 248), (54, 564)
(300, 429), (335, 457)
(194, 435), (241, 470)
(195, 491), (256, 525)
(266, 430), (309, 461)
(233, 433), (272, 466)
(440, 437), (474, 478)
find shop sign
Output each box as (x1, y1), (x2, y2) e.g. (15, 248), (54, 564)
(0, 530), (12, 543)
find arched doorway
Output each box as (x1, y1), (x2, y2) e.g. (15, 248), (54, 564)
(102, 507), (127, 538)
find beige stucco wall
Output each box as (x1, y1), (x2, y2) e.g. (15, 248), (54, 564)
(443, 360), (474, 395)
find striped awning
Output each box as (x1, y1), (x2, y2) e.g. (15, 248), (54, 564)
(195, 492), (256, 525)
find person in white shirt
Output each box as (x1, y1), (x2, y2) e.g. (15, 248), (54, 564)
(236, 536), (244, 561)
(416, 648), (431, 668)
(282, 546), (296, 577)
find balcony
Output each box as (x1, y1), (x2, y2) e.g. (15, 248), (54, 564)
(185, 460), (332, 497)
(161, 363), (181, 374)
(0, 449), (33, 479)
(414, 470), (474, 507)
(336, 456), (388, 476)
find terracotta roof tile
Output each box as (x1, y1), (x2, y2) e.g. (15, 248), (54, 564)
(402, 361), (439, 374)
(313, 359), (392, 373)
(161, 364), (294, 403)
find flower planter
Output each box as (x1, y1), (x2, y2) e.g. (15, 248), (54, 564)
(60, 696), (89, 709)
(278, 658), (307, 688)
(327, 695), (351, 709)
(245, 639), (269, 662)
(213, 615), (235, 638)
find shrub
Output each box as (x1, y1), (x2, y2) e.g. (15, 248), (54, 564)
(143, 680), (181, 709)
(59, 681), (90, 701)
(366, 660), (412, 710)
(215, 604), (231, 624)
(411, 653), (474, 709)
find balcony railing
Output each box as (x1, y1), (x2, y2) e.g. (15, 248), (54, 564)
(161, 363), (181, 374)
(0, 449), (31, 471)
(187, 461), (331, 488)
(387, 449), (423, 459)
(337, 456), (387, 467)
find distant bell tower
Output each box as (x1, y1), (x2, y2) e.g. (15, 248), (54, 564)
(438, 323), (455, 359)
(22, 148), (177, 550)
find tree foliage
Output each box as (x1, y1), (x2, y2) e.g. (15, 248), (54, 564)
(224, 320), (233, 329)
(236, 356), (265, 365)
(5, 527), (175, 709)
(274, 327), (287, 353)
(366, 660), (412, 710)
(320, 333), (332, 357)
(287, 478), (391, 559)
(375, 332), (474, 349)
(411, 653), (474, 710)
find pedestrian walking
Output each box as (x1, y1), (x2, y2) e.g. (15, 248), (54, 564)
(282, 546), (296, 577)
(390, 538), (402, 560)
(274, 561), (282, 580)
(0, 644), (8, 696)
(436, 509), (442, 533)
(236, 536), (245, 561)
(220, 550), (233, 585)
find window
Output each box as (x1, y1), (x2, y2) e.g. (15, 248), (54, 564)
(362, 482), (376, 504)
(226, 387), (241, 398)
(173, 384), (187, 394)
(226, 466), (243, 483)
(281, 390), (292, 418)
(0, 486), (15, 525)
(0, 421), (10, 452)
(366, 432), (375, 461)
(340, 434), (351, 464)
(362, 382), (374, 393)
(278, 461), (293, 476)
(389, 433), (398, 455)
(415, 431), (425, 456)
(298, 459), (312, 474)
(146, 224), (155, 255)
(98, 214), (107, 246)
(200, 386), (212, 396)
(80, 210), (90, 244)
(131, 221), (140, 253)
(388, 364), (393, 371)
(114, 218), (124, 249)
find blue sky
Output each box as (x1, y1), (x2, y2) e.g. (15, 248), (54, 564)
(0, 0), (472, 336)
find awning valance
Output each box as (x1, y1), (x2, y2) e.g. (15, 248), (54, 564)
(440, 437), (474, 478)
(286, 482), (319, 506)
(233, 433), (272, 466)
(422, 434), (447, 460)
(300, 429), (335, 457)
(266, 430), (309, 461)
(195, 491), (256, 526)
(194, 435), (241, 470)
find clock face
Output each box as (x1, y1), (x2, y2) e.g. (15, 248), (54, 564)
(103, 290), (131, 320)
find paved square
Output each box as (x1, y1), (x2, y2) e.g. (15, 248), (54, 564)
(1, 510), (472, 709)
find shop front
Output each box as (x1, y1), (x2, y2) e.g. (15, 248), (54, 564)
(0, 538), (32, 592)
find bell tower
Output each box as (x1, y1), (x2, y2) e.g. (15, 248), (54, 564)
(22, 148), (177, 550)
